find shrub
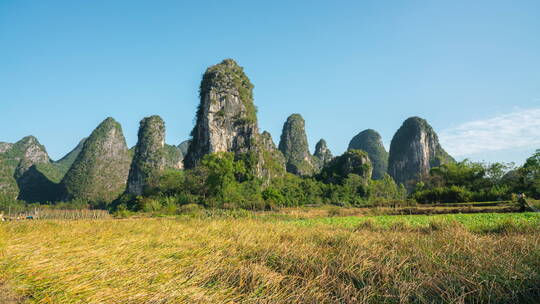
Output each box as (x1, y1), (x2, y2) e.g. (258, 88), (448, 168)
(413, 186), (473, 204)
(135, 196), (162, 212)
(113, 204), (132, 218)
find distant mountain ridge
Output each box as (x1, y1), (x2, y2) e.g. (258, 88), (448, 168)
(0, 59), (456, 203)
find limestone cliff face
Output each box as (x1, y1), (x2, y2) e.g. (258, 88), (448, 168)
(348, 129), (388, 180)
(0, 142), (13, 153)
(185, 59), (259, 168)
(388, 117), (454, 189)
(318, 149), (372, 184)
(164, 144), (184, 170)
(55, 137), (87, 173)
(261, 131), (278, 151)
(278, 114), (317, 176)
(259, 131), (286, 177)
(178, 140), (191, 157)
(126, 116), (166, 196)
(0, 136), (51, 200)
(314, 139), (333, 169)
(0, 136), (88, 202)
(27, 138), (90, 189)
(184, 59), (284, 179)
(61, 117), (131, 203)
(10, 136), (50, 174)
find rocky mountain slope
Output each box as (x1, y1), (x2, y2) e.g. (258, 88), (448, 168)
(178, 140), (191, 157)
(61, 117), (131, 203)
(184, 59), (285, 179)
(314, 139), (333, 169)
(54, 138), (87, 174)
(318, 149), (372, 184)
(348, 129), (388, 180)
(0, 136), (52, 200)
(126, 116), (166, 196)
(278, 114), (318, 176)
(387, 117), (454, 189)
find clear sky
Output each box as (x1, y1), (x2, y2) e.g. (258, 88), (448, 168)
(1, 0), (539, 165)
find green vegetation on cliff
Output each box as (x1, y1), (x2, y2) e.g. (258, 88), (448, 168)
(198, 58), (256, 124)
(54, 138), (87, 174)
(314, 139), (333, 169)
(348, 129), (388, 180)
(278, 114), (317, 176)
(164, 144), (183, 169)
(0, 136), (52, 201)
(318, 149), (372, 185)
(185, 59), (285, 181)
(61, 117), (131, 205)
(186, 59), (260, 169)
(126, 115), (167, 196)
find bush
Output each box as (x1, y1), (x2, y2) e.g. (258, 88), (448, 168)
(113, 204), (132, 218)
(135, 196), (162, 212)
(367, 174), (408, 206)
(413, 186), (473, 204)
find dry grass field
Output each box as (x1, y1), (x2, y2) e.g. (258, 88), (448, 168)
(1, 212), (540, 303)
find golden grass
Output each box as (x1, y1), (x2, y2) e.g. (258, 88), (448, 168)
(2, 216), (540, 303)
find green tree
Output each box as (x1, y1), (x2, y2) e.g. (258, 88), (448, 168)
(517, 150), (540, 197)
(413, 159), (515, 203)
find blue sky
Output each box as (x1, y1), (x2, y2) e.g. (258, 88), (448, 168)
(1, 0), (539, 165)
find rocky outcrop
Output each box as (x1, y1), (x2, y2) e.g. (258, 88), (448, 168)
(184, 59), (284, 179)
(318, 149), (372, 184)
(185, 59), (259, 168)
(61, 117), (131, 203)
(55, 137), (87, 172)
(0, 136), (52, 200)
(259, 131), (286, 176)
(348, 129), (388, 180)
(164, 144), (184, 170)
(388, 117), (454, 189)
(25, 138), (90, 190)
(314, 139), (333, 169)
(0, 142), (13, 153)
(278, 114), (317, 176)
(261, 131), (278, 151)
(126, 116), (166, 196)
(178, 140), (191, 157)
(9, 136), (50, 173)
